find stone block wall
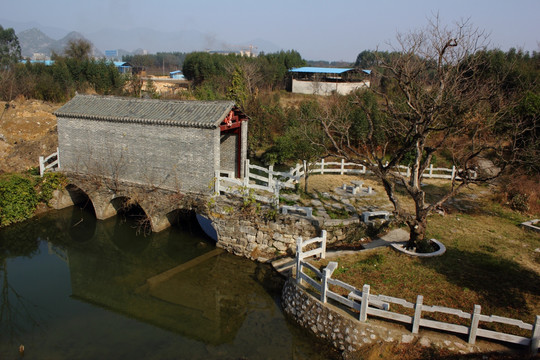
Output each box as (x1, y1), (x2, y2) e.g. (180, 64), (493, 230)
(208, 197), (366, 262)
(282, 279), (484, 355)
(57, 117), (220, 194)
(210, 199), (319, 262)
(220, 132), (238, 176)
(282, 279), (407, 352)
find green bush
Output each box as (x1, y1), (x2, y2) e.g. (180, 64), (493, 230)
(38, 172), (67, 204)
(0, 174), (38, 227)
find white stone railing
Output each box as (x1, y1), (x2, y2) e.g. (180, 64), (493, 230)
(215, 172), (279, 206)
(244, 159), (299, 190)
(39, 148), (60, 176)
(295, 234), (540, 353)
(295, 231), (327, 291)
(215, 158), (475, 207)
(288, 159), (476, 180)
(214, 160), (299, 207)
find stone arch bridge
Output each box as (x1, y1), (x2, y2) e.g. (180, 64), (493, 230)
(57, 173), (211, 233)
(48, 95), (356, 261)
(53, 173), (335, 262)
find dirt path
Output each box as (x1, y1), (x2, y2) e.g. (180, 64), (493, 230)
(0, 98), (61, 174)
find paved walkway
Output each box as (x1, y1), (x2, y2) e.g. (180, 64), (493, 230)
(271, 228), (409, 276)
(361, 228), (409, 250)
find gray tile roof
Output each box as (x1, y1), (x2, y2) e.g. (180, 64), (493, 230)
(54, 95), (236, 129)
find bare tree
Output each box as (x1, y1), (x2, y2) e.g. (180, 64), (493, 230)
(225, 59), (262, 103)
(319, 16), (515, 249)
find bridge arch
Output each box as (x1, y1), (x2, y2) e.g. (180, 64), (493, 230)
(59, 174), (217, 234)
(110, 196), (153, 235)
(64, 184), (96, 215)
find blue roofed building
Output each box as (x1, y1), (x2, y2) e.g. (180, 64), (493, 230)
(288, 67), (371, 95)
(169, 70), (186, 80)
(113, 61), (133, 74)
(19, 59), (55, 66)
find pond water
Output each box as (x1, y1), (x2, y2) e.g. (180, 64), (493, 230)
(0, 206), (338, 360)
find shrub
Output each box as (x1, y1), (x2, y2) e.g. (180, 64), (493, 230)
(496, 172), (540, 214)
(0, 174), (38, 227)
(38, 172), (68, 204)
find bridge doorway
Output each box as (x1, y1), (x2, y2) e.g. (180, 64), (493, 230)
(196, 214), (218, 242)
(219, 109), (247, 179)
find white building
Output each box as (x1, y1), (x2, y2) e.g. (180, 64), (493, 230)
(289, 67), (371, 95)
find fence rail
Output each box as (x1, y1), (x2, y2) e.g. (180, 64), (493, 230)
(295, 234), (540, 353)
(215, 159), (300, 206)
(215, 158), (475, 207)
(290, 159), (475, 180)
(39, 148), (60, 176)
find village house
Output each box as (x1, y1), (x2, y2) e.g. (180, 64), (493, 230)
(288, 67), (371, 95)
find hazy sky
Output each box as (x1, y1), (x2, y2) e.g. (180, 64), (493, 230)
(3, 0), (539, 61)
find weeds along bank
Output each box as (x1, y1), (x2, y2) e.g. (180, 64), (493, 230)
(0, 171), (67, 228)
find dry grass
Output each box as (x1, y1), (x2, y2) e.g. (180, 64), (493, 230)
(299, 174), (391, 209)
(299, 173), (487, 213)
(304, 174), (540, 338)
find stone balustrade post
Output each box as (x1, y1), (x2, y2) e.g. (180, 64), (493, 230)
(412, 295), (423, 334)
(359, 284), (370, 322)
(468, 305), (481, 344)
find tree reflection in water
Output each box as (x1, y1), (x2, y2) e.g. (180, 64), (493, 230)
(0, 225), (42, 345)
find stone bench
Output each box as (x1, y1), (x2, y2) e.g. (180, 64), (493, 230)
(341, 182), (362, 195)
(361, 210), (390, 224)
(281, 205), (313, 218)
(341, 181), (374, 195)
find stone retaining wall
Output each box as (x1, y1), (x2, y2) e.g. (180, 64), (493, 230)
(209, 198), (318, 262)
(209, 197), (365, 262)
(281, 279), (484, 355)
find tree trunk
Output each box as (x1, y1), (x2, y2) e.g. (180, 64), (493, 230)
(406, 217), (427, 250)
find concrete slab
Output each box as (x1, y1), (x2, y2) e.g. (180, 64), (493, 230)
(359, 229), (409, 249)
(271, 257), (295, 275)
(379, 228), (409, 243)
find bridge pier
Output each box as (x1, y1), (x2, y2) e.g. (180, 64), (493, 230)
(149, 213), (173, 233)
(92, 199), (118, 220)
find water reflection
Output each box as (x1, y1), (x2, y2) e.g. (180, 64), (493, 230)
(0, 222), (42, 346)
(0, 207), (338, 359)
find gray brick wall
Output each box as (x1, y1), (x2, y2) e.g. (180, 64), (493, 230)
(220, 133), (238, 175)
(58, 117), (219, 194)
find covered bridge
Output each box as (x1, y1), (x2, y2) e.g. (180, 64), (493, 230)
(55, 95), (248, 195)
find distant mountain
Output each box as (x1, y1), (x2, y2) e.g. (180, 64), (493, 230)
(87, 27), (208, 54)
(54, 31), (104, 57)
(17, 28), (102, 58)
(7, 19), (283, 59)
(85, 27), (284, 55)
(17, 28), (56, 57)
(0, 18), (68, 39)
